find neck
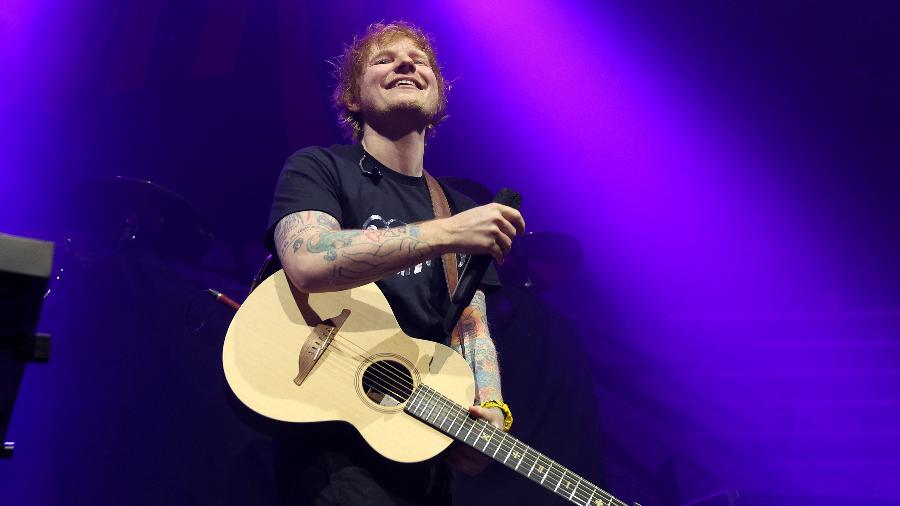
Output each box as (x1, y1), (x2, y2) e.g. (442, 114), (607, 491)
(360, 124), (426, 177)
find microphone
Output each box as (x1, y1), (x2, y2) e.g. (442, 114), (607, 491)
(442, 188), (522, 336)
(358, 152), (382, 180)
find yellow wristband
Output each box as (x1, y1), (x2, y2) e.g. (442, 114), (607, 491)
(480, 400), (513, 432)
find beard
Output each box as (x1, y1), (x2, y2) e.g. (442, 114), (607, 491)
(362, 97), (438, 134)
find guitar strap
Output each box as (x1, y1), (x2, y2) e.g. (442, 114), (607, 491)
(422, 172), (473, 365)
(423, 171), (459, 297)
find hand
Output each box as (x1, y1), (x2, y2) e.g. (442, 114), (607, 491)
(436, 203), (526, 264)
(445, 405), (506, 475)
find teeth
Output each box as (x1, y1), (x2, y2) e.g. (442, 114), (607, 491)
(394, 80), (416, 88)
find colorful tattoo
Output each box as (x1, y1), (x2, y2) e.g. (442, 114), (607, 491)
(451, 291), (503, 403)
(274, 212), (435, 289)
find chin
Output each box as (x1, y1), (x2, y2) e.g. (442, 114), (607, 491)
(386, 102), (437, 121)
(389, 100), (427, 112)
(365, 101), (439, 130)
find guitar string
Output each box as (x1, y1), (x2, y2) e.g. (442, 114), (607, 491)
(320, 339), (623, 506)
(308, 343), (412, 402)
(294, 339), (626, 506)
(319, 333), (419, 392)
(311, 340), (414, 402)
(302, 324), (419, 390)
(324, 336), (416, 393)
(292, 334), (627, 506)
(417, 387), (621, 506)
(419, 387), (622, 506)
(417, 385), (629, 506)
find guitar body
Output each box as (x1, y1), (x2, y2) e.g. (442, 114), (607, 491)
(222, 269), (476, 463)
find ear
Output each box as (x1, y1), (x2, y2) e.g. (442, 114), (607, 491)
(346, 100), (361, 113)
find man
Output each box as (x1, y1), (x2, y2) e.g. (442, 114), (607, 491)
(265, 21), (525, 505)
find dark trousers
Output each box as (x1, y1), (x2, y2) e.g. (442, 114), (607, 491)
(273, 424), (453, 506)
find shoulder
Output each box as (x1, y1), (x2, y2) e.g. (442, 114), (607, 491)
(440, 182), (481, 213)
(284, 144), (359, 170)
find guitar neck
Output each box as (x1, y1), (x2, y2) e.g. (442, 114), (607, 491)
(405, 384), (628, 506)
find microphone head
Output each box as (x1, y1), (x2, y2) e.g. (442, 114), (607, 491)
(493, 188), (522, 209)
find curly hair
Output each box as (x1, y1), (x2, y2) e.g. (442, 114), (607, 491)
(332, 21), (449, 141)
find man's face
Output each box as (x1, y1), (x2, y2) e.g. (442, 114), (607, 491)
(349, 37), (440, 127)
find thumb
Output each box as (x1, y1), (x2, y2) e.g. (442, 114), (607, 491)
(469, 405), (503, 428)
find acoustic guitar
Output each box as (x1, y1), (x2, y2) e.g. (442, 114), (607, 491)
(223, 269), (631, 506)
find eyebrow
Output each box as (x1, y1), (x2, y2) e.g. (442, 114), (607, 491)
(368, 48), (429, 62)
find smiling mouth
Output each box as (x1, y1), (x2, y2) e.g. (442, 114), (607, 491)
(389, 79), (421, 89)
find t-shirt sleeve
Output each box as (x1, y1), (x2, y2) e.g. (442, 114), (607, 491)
(443, 183), (502, 293)
(264, 148), (343, 254)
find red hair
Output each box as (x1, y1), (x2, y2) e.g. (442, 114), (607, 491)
(332, 21), (449, 140)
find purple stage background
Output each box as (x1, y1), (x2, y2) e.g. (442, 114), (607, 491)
(2, 1), (899, 504)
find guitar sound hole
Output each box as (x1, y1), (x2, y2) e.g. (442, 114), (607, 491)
(361, 360), (414, 407)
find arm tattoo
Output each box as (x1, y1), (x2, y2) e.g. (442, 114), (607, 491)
(275, 211), (436, 288)
(274, 211), (339, 263)
(451, 291), (503, 403)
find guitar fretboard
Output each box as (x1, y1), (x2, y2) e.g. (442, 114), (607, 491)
(405, 384), (629, 506)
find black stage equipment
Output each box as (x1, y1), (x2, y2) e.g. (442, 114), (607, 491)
(0, 233), (54, 458)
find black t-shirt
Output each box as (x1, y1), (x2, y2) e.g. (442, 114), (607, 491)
(266, 143), (499, 343)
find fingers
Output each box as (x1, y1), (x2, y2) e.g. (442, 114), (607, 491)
(494, 229), (513, 258)
(494, 218), (517, 251)
(445, 405), (506, 475)
(493, 204), (526, 235)
(490, 244), (504, 265)
(468, 405), (505, 429)
(446, 203), (525, 263)
(484, 204), (522, 263)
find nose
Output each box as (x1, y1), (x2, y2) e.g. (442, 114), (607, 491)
(395, 53), (416, 73)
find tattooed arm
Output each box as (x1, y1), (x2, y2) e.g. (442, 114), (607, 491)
(274, 210), (439, 292)
(446, 289), (506, 475)
(449, 290), (502, 404)
(274, 205), (525, 293)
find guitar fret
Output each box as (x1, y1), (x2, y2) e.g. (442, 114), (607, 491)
(540, 459), (552, 485)
(475, 427), (491, 450)
(425, 397), (438, 422)
(503, 440), (515, 464)
(406, 386), (621, 506)
(446, 409), (461, 432)
(435, 396), (448, 424)
(491, 429), (502, 457)
(416, 391), (428, 414)
(433, 387), (458, 433)
(503, 432), (515, 461)
(408, 390), (421, 414)
(569, 476), (582, 502)
(444, 399), (459, 433)
(439, 405), (452, 429)
(464, 419), (475, 442)
(453, 416), (464, 436)
(556, 469), (575, 495)
(527, 450), (538, 476)
(453, 412), (467, 434)
(426, 388), (442, 422)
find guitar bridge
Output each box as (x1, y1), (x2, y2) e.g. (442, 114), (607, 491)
(293, 309), (350, 386)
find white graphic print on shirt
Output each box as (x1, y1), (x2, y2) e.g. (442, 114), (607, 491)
(361, 214), (466, 277)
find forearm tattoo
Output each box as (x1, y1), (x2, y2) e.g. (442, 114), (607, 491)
(451, 291), (503, 403)
(274, 211), (435, 288)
